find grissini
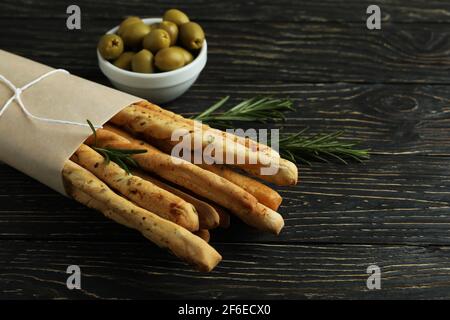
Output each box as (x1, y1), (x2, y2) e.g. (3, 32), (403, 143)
(135, 100), (280, 159)
(73, 186), (213, 243)
(62, 160), (222, 272)
(89, 126), (284, 234)
(254, 203), (285, 235)
(133, 169), (228, 229)
(236, 159), (298, 186)
(197, 163), (283, 210)
(145, 136), (298, 187)
(71, 144), (199, 231)
(130, 101), (299, 186)
(131, 169), (220, 230)
(87, 127), (257, 216)
(109, 103), (276, 170)
(194, 229), (210, 243)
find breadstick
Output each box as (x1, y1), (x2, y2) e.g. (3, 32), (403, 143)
(131, 169), (220, 230)
(62, 160), (221, 272)
(110, 104), (275, 169)
(254, 203), (285, 235)
(136, 168), (229, 229)
(197, 163), (282, 210)
(118, 101), (298, 185)
(89, 127), (257, 216)
(237, 158), (298, 186)
(141, 136), (298, 186)
(132, 101), (297, 186)
(71, 144), (199, 231)
(88, 127), (284, 234)
(112, 126), (284, 234)
(136, 100), (279, 159)
(194, 229), (210, 243)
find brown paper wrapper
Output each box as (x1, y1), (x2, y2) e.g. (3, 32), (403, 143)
(0, 50), (139, 195)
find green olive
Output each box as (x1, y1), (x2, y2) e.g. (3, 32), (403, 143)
(98, 34), (124, 60)
(113, 51), (135, 70)
(131, 49), (154, 73)
(142, 29), (171, 54)
(179, 22), (205, 50)
(155, 21), (179, 45)
(171, 46), (194, 65)
(122, 23), (151, 48)
(155, 47), (185, 71)
(163, 9), (190, 26)
(117, 16), (143, 36)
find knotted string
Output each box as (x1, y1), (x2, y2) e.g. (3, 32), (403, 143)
(0, 69), (101, 129)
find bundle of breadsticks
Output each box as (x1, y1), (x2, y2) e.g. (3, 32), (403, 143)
(62, 101), (298, 272)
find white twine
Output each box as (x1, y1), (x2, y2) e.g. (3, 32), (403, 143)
(0, 69), (102, 129)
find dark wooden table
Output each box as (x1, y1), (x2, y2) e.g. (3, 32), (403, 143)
(1, 0), (450, 299)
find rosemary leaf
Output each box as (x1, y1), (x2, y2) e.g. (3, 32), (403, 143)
(114, 156), (131, 174)
(193, 96), (294, 128)
(123, 156), (139, 169)
(94, 148), (110, 165)
(194, 96), (230, 121)
(277, 130), (370, 165)
(86, 120), (147, 173)
(194, 97), (370, 165)
(86, 119), (98, 146)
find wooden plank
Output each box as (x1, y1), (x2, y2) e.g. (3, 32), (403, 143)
(1, 154), (449, 245)
(2, 77), (448, 154)
(1, 0), (449, 23)
(1, 240), (450, 299)
(165, 82), (450, 155)
(1, 81), (449, 154)
(1, 0), (449, 300)
(1, 20), (450, 84)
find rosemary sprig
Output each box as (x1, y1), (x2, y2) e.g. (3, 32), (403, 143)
(277, 129), (370, 166)
(193, 96), (294, 127)
(194, 97), (370, 165)
(87, 120), (147, 174)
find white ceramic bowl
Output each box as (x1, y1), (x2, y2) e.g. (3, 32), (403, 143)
(97, 18), (207, 103)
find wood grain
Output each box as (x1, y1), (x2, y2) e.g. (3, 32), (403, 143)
(1, 20), (449, 84)
(166, 83), (450, 155)
(1, 155), (449, 245)
(1, 240), (450, 299)
(1, 0), (449, 23)
(1, 0), (450, 299)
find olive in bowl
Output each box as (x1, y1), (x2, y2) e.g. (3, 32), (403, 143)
(142, 29), (171, 54)
(163, 9), (190, 26)
(97, 34), (124, 60)
(98, 10), (205, 74)
(97, 18), (207, 103)
(179, 22), (205, 50)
